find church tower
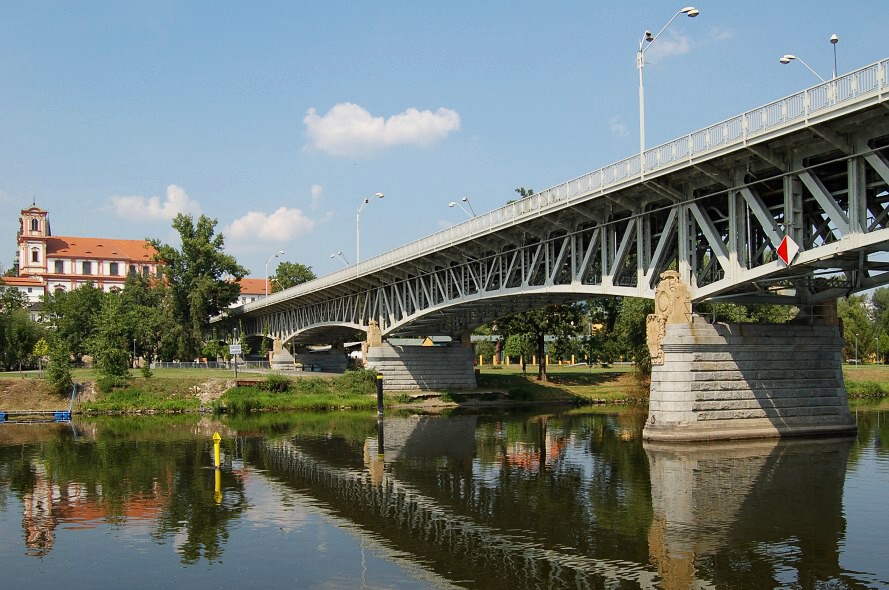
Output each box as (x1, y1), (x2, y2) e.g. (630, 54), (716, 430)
(17, 204), (51, 277)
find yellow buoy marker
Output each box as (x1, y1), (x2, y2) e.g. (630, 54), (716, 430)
(212, 432), (222, 469)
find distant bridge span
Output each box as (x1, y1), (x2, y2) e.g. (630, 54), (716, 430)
(222, 59), (889, 345)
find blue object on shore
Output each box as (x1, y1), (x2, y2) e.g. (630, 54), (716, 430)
(54, 411), (71, 422)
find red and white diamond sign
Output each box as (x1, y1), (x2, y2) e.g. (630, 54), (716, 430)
(777, 235), (799, 266)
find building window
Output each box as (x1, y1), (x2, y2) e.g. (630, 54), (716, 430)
(31, 248), (39, 263)
(30, 218), (38, 231)
(54, 260), (64, 273)
(129, 265), (136, 276)
(109, 262), (119, 276)
(27, 287), (32, 293)
(142, 265), (149, 277)
(82, 261), (92, 275)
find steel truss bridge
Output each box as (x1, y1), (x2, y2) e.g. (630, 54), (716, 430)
(225, 58), (889, 344)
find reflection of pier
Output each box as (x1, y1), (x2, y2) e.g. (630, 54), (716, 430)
(645, 437), (855, 589)
(262, 434), (664, 589)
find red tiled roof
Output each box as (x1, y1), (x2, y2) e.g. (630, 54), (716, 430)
(46, 236), (156, 261)
(1, 276), (43, 287)
(237, 278), (269, 295)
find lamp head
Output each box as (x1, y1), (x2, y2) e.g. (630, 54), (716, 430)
(830, 34), (839, 45)
(779, 55), (796, 64)
(374, 192), (384, 199)
(680, 6), (699, 17)
(644, 30), (654, 42)
(448, 202), (457, 207)
(461, 196), (470, 203)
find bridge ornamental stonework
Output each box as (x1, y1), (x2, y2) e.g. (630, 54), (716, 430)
(644, 316), (856, 441)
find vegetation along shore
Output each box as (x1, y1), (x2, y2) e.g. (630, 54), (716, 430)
(2, 363), (888, 416)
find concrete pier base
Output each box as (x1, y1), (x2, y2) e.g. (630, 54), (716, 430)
(365, 344), (476, 391)
(643, 317), (857, 441)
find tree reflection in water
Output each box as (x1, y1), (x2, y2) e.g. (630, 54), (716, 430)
(0, 417), (247, 563)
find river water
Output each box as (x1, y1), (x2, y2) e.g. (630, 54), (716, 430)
(0, 405), (887, 589)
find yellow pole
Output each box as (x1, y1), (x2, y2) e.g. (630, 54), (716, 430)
(213, 432), (221, 469)
(214, 468), (222, 504)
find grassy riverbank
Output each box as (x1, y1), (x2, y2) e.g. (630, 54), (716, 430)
(0, 362), (886, 414)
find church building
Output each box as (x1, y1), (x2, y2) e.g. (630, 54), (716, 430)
(14, 204), (160, 295)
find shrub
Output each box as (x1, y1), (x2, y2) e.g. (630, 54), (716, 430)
(263, 373), (292, 393)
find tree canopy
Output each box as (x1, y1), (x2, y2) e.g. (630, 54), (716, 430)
(271, 261), (316, 292)
(150, 214), (247, 359)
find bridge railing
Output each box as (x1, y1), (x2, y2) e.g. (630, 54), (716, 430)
(244, 58), (889, 311)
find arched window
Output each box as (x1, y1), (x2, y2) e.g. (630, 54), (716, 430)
(31, 248), (39, 263)
(30, 218), (38, 232)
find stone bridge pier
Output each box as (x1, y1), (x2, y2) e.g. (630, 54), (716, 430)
(362, 321), (477, 391)
(644, 271), (856, 441)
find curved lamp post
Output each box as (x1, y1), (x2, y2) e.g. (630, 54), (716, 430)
(356, 193), (384, 264)
(637, 6), (699, 175)
(330, 251), (350, 266)
(448, 196), (476, 218)
(779, 54), (826, 82)
(265, 250), (284, 296)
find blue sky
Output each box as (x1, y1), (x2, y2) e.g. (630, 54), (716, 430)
(1, 1), (886, 280)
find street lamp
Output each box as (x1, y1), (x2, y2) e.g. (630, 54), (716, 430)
(830, 33), (839, 79)
(356, 192), (384, 264)
(778, 54), (826, 82)
(330, 251), (350, 266)
(265, 250), (285, 296)
(448, 196), (476, 218)
(637, 6), (699, 175)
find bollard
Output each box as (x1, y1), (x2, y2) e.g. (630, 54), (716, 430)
(376, 373), (384, 417)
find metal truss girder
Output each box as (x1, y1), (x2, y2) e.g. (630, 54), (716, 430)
(799, 169), (851, 235)
(222, 96), (889, 342)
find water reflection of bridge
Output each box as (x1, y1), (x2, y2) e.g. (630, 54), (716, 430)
(254, 414), (858, 589)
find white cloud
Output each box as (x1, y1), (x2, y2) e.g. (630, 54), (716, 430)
(110, 184), (201, 221)
(224, 207), (315, 243)
(644, 32), (693, 63)
(304, 102), (461, 157)
(709, 27), (733, 42)
(609, 115), (628, 138)
(310, 184), (323, 211)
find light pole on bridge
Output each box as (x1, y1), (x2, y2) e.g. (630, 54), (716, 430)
(637, 6), (699, 176)
(779, 33), (839, 81)
(265, 250), (285, 296)
(330, 251), (350, 266)
(448, 196), (476, 218)
(357, 192), (384, 264)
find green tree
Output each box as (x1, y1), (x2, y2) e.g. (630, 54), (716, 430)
(1, 308), (41, 370)
(270, 261), (316, 292)
(45, 333), (73, 394)
(837, 295), (874, 362)
(610, 297), (654, 371)
(90, 292), (132, 389)
(149, 214), (247, 360)
(43, 282), (105, 362)
(503, 334), (534, 364)
(120, 273), (171, 364)
(496, 303), (584, 382)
